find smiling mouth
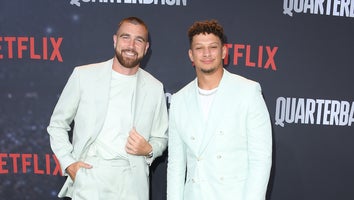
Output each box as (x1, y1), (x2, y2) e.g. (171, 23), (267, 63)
(122, 50), (137, 57)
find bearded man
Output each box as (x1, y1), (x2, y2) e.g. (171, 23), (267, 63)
(47, 16), (168, 200)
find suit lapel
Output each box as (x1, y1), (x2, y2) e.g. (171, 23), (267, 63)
(185, 79), (207, 155)
(93, 59), (113, 136)
(198, 69), (230, 155)
(127, 69), (149, 171)
(132, 69), (147, 128)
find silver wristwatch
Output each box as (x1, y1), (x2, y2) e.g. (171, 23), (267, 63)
(146, 150), (153, 158)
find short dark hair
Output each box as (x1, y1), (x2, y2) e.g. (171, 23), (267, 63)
(117, 16), (149, 34)
(188, 20), (226, 45)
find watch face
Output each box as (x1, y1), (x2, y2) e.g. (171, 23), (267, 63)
(148, 151), (153, 158)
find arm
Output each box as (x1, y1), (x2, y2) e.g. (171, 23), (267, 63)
(125, 88), (168, 164)
(147, 88), (168, 161)
(244, 83), (273, 200)
(47, 68), (80, 176)
(167, 96), (186, 200)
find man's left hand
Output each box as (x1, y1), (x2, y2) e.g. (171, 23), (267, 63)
(125, 127), (152, 156)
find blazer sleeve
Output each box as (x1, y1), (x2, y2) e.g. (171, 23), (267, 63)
(167, 95), (187, 200)
(47, 68), (80, 175)
(147, 87), (168, 163)
(244, 83), (273, 200)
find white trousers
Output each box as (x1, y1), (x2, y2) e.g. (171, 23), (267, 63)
(71, 156), (140, 200)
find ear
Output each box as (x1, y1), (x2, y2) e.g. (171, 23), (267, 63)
(144, 42), (150, 55)
(188, 49), (194, 62)
(113, 34), (117, 48)
(222, 45), (227, 59)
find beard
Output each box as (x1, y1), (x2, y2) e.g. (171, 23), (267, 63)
(200, 66), (217, 74)
(115, 48), (143, 69)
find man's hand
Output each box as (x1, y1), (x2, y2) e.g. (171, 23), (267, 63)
(66, 161), (92, 181)
(125, 127), (152, 156)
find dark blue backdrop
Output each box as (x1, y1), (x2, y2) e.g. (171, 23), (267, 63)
(1, 0), (353, 199)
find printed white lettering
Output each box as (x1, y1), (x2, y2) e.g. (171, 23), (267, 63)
(275, 97), (354, 127)
(69, 0), (187, 7)
(283, 0), (354, 17)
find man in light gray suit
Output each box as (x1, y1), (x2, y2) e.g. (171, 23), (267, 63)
(47, 16), (168, 200)
(167, 20), (272, 200)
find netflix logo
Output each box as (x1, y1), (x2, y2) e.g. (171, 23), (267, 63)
(0, 36), (63, 62)
(0, 153), (62, 176)
(224, 43), (278, 71)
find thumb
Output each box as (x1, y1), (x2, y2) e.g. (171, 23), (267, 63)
(132, 127), (137, 132)
(130, 127), (138, 135)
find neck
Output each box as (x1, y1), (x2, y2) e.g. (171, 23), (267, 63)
(197, 68), (223, 90)
(112, 57), (139, 75)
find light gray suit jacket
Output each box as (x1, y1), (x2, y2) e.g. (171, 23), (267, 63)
(167, 69), (272, 200)
(47, 59), (168, 199)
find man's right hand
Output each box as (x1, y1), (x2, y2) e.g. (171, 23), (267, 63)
(65, 161), (93, 181)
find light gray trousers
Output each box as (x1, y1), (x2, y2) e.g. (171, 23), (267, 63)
(71, 156), (140, 200)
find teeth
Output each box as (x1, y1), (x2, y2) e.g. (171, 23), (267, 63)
(123, 50), (136, 56)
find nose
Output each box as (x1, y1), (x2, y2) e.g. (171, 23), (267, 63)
(203, 48), (211, 57)
(128, 39), (135, 48)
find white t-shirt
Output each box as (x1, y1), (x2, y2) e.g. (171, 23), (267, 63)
(89, 70), (137, 159)
(198, 86), (218, 122)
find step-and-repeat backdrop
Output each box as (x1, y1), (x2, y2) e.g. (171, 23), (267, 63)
(1, 0), (353, 199)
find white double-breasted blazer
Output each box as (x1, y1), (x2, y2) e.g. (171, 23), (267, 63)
(167, 69), (272, 200)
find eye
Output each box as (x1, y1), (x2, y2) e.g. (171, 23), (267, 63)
(121, 35), (130, 40)
(136, 38), (144, 43)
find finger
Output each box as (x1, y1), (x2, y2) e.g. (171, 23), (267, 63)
(126, 141), (136, 151)
(130, 127), (143, 138)
(127, 134), (137, 145)
(125, 141), (132, 149)
(80, 162), (93, 169)
(129, 134), (143, 145)
(129, 131), (140, 141)
(131, 127), (137, 133)
(125, 146), (130, 154)
(129, 127), (137, 135)
(125, 144), (136, 155)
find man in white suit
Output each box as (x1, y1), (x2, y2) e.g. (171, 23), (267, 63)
(167, 20), (272, 200)
(47, 16), (168, 200)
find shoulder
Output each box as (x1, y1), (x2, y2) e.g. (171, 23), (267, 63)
(74, 59), (112, 73)
(170, 79), (196, 104)
(175, 79), (195, 95)
(138, 68), (164, 89)
(224, 69), (259, 87)
(223, 69), (261, 94)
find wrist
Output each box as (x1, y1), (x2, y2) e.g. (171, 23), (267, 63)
(146, 149), (153, 158)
